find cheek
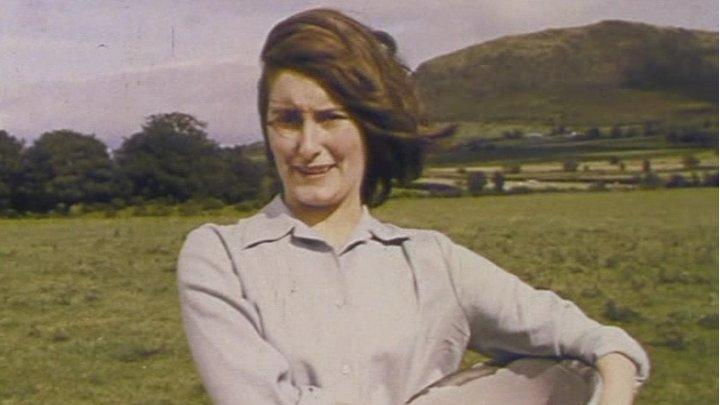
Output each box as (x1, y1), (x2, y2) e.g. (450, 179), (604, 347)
(267, 137), (291, 170)
(332, 127), (366, 170)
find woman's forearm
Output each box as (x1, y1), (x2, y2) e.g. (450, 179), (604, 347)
(596, 352), (639, 405)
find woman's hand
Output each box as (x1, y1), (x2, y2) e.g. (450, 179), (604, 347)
(596, 352), (639, 405)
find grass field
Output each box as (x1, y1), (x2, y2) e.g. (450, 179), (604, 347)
(1, 189), (717, 404)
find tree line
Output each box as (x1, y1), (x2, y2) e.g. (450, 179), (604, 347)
(0, 112), (269, 215)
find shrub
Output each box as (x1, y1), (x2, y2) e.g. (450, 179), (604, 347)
(466, 171), (487, 196)
(502, 129), (523, 140)
(507, 186), (532, 195)
(69, 204), (85, 216)
(197, 197), (225, 211)
(690, 172), (701, 186)
(178, 201), (203, 216)
(142, 202), (173, 216)
(585, 127), (601, 139)
(562, 159), (579, 172)
(0, 209), (20, 218)
(643, 120), (659, 136)
(682, 154), (700, 170)
(589, 181), (607, 191)
(129, 196), (145, 206)
(390, 187), (430, 198)
(642, 159), (652, 174)
(640, 172), (663, 188)
(702, 172), (719, 187)
(665, 174), (687, 188)
(235, 200), (264, 211)
(503, 163), (521, 174)
(491, 172), (505, 192)
(132, 205), (147, 216)
(697, 313), (718, 329)
(110, 198), (127, 210)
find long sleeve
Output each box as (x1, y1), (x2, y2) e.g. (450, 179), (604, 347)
(177, 225), (334, 405)
(438, 234), (650, 384)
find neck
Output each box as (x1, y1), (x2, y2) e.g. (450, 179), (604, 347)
(285, 196), (363, 250)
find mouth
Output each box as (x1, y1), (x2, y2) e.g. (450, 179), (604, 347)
(293, 164), (336, 177)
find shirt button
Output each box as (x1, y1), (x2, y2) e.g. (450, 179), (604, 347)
(341, 364), (352, 375)
(334, 299), (345, 308)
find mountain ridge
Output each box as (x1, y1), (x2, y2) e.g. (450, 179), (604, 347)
(414, 19), (718, 127)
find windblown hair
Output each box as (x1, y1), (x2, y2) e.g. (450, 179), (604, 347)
(258, 8), (452, 206)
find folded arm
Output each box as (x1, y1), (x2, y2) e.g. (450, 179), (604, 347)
(178, 225), (336, 405)
(439, 235), (650, 387)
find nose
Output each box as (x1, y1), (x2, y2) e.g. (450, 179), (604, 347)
(296, 116), (323, 159)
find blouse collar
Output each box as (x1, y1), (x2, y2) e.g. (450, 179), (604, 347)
(240, 195), (410, 249)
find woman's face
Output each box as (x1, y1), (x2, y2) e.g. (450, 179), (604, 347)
(265, 69), (366, 212)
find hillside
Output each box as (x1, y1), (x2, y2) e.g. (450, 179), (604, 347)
(414, 20), (718, 128)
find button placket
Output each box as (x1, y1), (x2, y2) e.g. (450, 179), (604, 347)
(334, 252), (356, 380)
(340, 364), (352, 375)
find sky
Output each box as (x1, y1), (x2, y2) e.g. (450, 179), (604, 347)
(1, 0), (717, 148)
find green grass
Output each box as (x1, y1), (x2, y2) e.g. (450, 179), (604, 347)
(1, 189), (717, 404)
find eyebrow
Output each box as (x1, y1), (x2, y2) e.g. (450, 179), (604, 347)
(266, 105), (346, 114)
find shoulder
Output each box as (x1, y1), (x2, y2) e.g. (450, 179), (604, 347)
(372, 218), (457, 256)
(380, 219), (502, 276)
(181, 211), (264, 250)
(177, 215), (263, 282)
(383, 219), (453, 244)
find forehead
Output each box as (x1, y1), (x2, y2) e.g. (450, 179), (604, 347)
(267, 70), (341, 109)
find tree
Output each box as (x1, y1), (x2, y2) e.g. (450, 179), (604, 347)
(610, 125), (623, 139)
(467, 171), (487, 196)
(502, 129), (523, 140)
(643, 121), (659, 137)
(585, 127), (601, 140)
(0, 131), (24, 210)
(216, 146), (265, 203)
(682, 154), (700, 170)
(15, 130), (119, 212)
(116, 113), (219, 201)
(563, 159), (579, 172)
(642, 159), (652, 174)
(492, 171), (505, 193)
(503, 163), (521, 174)
(116, 112), (262, 203)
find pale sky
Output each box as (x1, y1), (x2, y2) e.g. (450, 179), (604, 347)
(1, 0), (717, 148)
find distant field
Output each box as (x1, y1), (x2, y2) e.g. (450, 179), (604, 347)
(429, 132), (715, 166)
(422, 151), (718, 193)
(1, 189), (717, 404)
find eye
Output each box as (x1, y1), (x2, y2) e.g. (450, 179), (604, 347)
(315, 110), (348, 123)
(269, 109), (303, 128)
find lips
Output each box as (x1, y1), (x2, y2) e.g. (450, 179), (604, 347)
(293, 164), (336, 176)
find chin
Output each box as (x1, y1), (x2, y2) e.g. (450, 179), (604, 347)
(290, 187), (350, 210)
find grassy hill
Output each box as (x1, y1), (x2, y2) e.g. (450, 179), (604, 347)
(414, 20), (718, 129)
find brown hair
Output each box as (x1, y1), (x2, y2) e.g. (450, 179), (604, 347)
(258, 8), (452, 206)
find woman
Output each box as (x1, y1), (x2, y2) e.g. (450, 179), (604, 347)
(177, 8), (649, 405)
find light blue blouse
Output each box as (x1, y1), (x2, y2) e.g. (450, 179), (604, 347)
(177, 197), (649, 405)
